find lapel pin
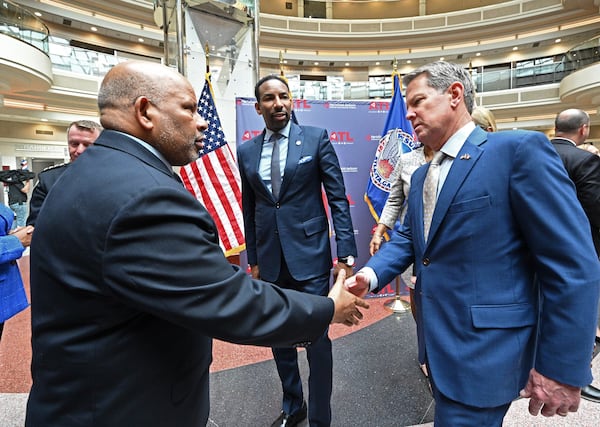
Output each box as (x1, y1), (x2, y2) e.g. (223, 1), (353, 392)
(460, 153), (471, 160)
(295, 140), (301, 146)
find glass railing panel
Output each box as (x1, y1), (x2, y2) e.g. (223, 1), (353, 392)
(0, 0), (49, 53)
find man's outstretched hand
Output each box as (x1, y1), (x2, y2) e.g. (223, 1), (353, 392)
(344, 271), (370, 298)
(328, 269), (369, 326)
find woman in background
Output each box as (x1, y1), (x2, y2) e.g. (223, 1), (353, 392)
(0, 203), (33, 341)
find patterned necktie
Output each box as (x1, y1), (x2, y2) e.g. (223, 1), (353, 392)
(270, 133), (282, 198)
(423, 151), (446, 241)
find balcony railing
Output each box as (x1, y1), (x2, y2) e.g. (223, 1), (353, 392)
(0, 0), (49, 53)
(4, 1), (598, 102)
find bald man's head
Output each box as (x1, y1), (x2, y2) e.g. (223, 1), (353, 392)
(97, 61), (208, 166)
(554, 108), (590, 146)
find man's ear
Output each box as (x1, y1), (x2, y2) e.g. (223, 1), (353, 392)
(134, 96), (155, 131)
(448, 82), (464, 109)
(254, 102), (263, 116)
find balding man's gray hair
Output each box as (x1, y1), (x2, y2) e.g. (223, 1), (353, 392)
(97, 67), (166, 111)
(68, 120), (103, 133)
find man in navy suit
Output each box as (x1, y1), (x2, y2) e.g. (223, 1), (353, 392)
(551, 109), (600, 256)
(551, 108), (600, 403)
(25, 62), (368, 427)
(27, 119), (102, 226)
(237, 75), (357, 427)
(346, 61), (600, 425)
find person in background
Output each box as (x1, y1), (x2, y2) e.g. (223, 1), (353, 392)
(25, 61), (368, 427)
(471, 105), (497, 132)
(550, 108), (600, 403)
(369, 142), (432, 379)
(0, 203), (33, 342)
(579, 143), (600, 156)
(346, 61), (600, 424)
(238, 74), (357, 427)
(27, 120), (102, 226)
(7, 159), (31, 229)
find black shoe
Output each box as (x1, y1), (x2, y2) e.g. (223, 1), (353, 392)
(581, 384), (600, 403)
(270, 401), (307, 427)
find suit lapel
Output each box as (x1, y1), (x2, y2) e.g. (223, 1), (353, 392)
(425, 129), (486, 245)
(249, 130), (275, 199)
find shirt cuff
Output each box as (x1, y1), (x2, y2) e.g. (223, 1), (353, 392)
(358, 266), (378, 292)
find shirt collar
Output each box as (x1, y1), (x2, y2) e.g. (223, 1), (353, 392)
(113, 130), (173, 171)
(264, 121), (291, 144)
(553, 137), (577, 147)
(440, 121), (476, 159)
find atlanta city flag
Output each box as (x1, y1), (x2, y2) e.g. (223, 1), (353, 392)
(364, 71), (417, 224)
(180, 73), (245, 257)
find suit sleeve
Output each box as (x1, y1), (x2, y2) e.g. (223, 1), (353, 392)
(571, 153), (600, 230)
(510, 133), (600, 386)
(237, 146), (258, 266)
(379, 166), (405, 229)
(102, 186), (333, 347)
(0, 235), (25, 264)
(317, 129), (357, 258)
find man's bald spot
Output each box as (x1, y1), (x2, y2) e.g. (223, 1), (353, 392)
(98, 62), (184, 111)
(97, 62), (189, 131)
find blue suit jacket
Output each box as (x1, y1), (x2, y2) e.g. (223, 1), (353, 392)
(0, 203), (27, 323)
(238, 123), (357, 282)
(367, 127), (600, 407)
(26, 130), (334, 426)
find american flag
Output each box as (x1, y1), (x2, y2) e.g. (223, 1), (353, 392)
(180, 75), (245, 256)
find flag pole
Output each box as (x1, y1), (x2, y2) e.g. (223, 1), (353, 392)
(384, 58), (411, 314)
(205, 42), (210, 78)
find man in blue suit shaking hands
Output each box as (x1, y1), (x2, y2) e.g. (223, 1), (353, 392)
(238, 75), (357, 427)
(346, 61), (600, 425)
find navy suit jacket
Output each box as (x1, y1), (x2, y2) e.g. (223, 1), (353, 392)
(551, 138), (600, 255)
(27, 162), (69, 226)
(367, 128), (600, 408)
(238, 123), (356, 282)
(26, 130), (334, 427)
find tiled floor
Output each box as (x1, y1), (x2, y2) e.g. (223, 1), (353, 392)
(2, 256), (600, 426)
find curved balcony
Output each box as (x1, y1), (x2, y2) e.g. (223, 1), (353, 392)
(559, 34), (600, 105)
(258, 0), (600, 66)
(0, 0), (53, 95)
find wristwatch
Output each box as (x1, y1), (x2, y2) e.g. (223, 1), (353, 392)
(338, 255), (355, 267)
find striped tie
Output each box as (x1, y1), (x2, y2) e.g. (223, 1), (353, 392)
(423, 151), (446, 241)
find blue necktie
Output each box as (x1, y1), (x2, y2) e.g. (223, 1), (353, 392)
(270, 133), (282, 198)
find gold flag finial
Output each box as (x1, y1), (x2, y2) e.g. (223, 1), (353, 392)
(279, 51), (285, 77)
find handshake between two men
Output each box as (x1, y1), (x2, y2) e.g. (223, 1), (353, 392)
(327, 269), (370, 326)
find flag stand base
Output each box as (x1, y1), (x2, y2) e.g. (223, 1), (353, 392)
(383, 277), (411, 313)
(384, 295), (411, 313)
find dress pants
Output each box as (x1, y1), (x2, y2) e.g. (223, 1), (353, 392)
(271, 258), (332, 427)
(430, 372), (511, 427)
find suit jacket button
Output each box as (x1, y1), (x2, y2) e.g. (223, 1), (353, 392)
(275, 202), (280, 208)
(422, 258), (430, 266)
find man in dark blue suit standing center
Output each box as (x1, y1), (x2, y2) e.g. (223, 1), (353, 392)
(238, 75), (357, 427)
